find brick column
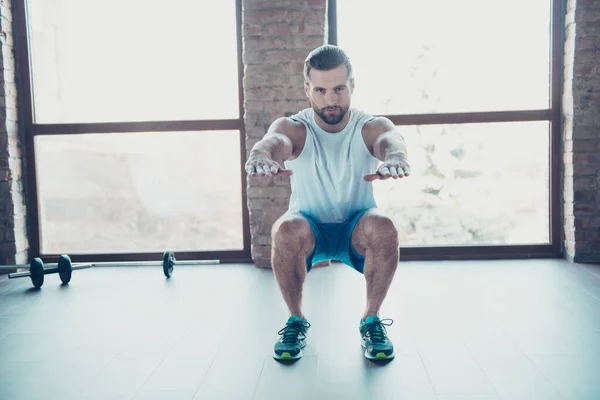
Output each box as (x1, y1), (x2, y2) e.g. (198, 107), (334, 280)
(242, 0), (326, 268)
(0, 0), (27, 266)
(563, 0), (600, 263)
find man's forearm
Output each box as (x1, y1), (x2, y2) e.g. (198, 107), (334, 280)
(249, 133), (293, 164)
(374, 131), (407, 161)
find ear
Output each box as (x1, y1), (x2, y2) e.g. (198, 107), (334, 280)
(350, 77), (355, 92)
(304, 81), (310, 97)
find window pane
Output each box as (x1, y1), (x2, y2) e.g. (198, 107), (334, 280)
(374, 121), (550, 246)
(27, 0), (240, 123)
(337, 0), (550, 114)
(35, 131), (244, 254)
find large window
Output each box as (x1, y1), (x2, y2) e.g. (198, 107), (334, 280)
(375, 122), (549, 246)
(35, 131), (244, 254)
(330, 0), (562, 258)
(15, 0), (249, 262)
(27, 0), (240, 124)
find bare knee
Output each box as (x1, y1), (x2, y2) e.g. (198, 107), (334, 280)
(272, 213), (315, 255)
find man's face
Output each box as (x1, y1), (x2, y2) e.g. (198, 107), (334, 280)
(304, 64), (354, 126)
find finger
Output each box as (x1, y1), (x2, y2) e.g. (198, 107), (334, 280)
(268, 162), (293, 177)
(257, 165), (271, 176)
(389, 166), (400, 179)
(363, 173), (380, 182)
(402, 165), (411, 176)
(253, 165), (264, 175)
(378, 166), (391, 179)
(395, 166), (406, 178)
(246, 164), (257, 175)
(277, 168), (293, 177)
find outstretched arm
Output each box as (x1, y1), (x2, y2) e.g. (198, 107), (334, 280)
(245, 117), (298, 178)
(362, 117), (410, 181)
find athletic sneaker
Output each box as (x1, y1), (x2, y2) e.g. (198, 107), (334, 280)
(359, 315), (395, 360)
(273, 315), (311, 360)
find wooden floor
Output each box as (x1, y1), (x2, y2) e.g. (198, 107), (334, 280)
(1, 258), (600, 400)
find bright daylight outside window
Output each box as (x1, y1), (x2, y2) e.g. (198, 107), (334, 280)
(336, 0), (552, 246)
(26, 0), (244, 254)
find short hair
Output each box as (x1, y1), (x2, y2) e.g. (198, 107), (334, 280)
(303, 45), (353, 83)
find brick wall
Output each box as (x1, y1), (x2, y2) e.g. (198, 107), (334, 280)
(242, 0), (327, 268)
(0, 0), (27, 266)
(0, 0), (597, 267)
(563, 0), (600, 263)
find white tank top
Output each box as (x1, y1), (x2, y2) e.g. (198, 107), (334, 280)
(284, 108), (380, 223)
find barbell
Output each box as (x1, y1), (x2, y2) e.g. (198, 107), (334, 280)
(89, 250), (220, 278)
(1, 255), (93, 288)
(0, 250), (220, 287)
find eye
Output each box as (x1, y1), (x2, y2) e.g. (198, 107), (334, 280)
(315, 88), (325, 93)
(335, 87), (345, 92)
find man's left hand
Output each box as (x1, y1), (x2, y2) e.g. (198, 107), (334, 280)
(363, 154), (411, 181)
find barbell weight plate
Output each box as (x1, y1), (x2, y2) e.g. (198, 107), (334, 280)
(30, 258), (44, 288)
(163, 250), (175, 278)
(58, 254), (73, 284)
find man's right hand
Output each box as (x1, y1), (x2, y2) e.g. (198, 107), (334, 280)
(245, 151), (293, 178)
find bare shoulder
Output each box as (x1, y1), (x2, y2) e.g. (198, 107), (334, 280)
(362, 116), (396, 154)
(363, 116), (395, 136)
(267, 117), (307, 159)
(268, 117), (306, 138)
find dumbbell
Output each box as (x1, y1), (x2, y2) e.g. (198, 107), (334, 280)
(90, 250), (220, 278)
(2, 255), (93, 288)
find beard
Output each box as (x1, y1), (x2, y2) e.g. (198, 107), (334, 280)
(312, 103), (349, 125)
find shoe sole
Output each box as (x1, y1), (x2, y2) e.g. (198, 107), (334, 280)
(273, 349), (303, 360)
(364, 349), (395, 360)
(273, 342), (307, 361)
(361, 341), (395, 360)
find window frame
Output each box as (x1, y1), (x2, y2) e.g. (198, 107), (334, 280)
(328, 0), (563, 260)
(12, 0), (252, 264)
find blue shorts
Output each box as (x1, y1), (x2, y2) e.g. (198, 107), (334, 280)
(301, 209), (371, 274)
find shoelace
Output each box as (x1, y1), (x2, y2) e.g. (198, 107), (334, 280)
(278, 320), (311, 344)
(363, 319), (393, 344)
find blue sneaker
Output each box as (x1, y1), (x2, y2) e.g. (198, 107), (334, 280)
(273, 315), (310, 360)
(359, 316), (395, 360)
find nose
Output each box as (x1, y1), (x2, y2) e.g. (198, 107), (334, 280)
(324, 90), (338, 106)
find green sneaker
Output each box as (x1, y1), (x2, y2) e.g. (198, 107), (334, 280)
(273, 315), (310, 360)
(359, 316), (395, 360)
